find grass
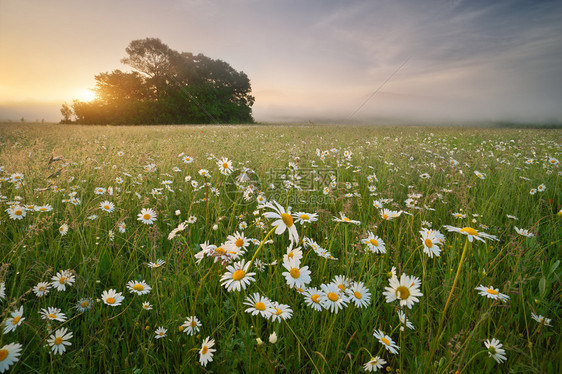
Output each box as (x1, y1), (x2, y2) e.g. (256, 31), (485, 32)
(0, 123), (560, 373)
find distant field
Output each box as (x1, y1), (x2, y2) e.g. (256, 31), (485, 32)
(0, 123), (560, 373)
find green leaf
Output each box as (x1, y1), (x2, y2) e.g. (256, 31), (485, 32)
(539, 276), (546, 297)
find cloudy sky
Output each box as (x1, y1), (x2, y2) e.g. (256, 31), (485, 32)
(1, 0), (561, 123)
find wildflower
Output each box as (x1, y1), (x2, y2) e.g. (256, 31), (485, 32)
(94, 187), (106, 195)
(6, 205), (25, 220)
(514, 227), (534, 237)
(452, 212), (466, 219)
(148, 259), (165, 268)
(383, 273), (423, 309)
(364, 356), (386, 372)
(537, 184), (546, 192)
(397, 310), (415, 330)
(0, 342), (22, 372)
(293, 211), (319, 224)
(484, 338), (507, 364)
(33, 282), (51, 297)
(475, 285), (510, 302)
(182, 155), (193, 163)
(333, 212), (361, 225)
(199, 337), (216, 367)
(220, 259), (256, 292)
(126, 280), (151, 296)
(51, 270), (75, 291)
(268, 302), (293, 322)
(529, 188), (537, 195)
(3, 306), (24, 334)
(244, 293), (274, 318)
(182, 316), (201, 335)
(474, 170), (486, 179)
(40, 307), (67, 322)
(373, 330), (399, 354)
(58, 223), (69, 236)
(101, 289), (124, 307)
(269, 332), (278, 344)
(118, 222), (126, 233)
(282, 257), (311, 289)
(443, 225), (498, 243)
(530, 313), (552, 327)
(217, 157), (233, 175)
(99, 201), (115, 213)
(225, 231), (250, 253)
(142, 302), (152, 311)
(548, 157), (559, 165)
(75, 298), (93, 312)
(154, 327), (167, 339)
(420, 228), (445, 258)
(319, 283), (349, 313)
(137, 208), (157, 225)
(302, 287), (324, 311)
(260, 201), (299, 243)
(380, 209), (402, 221)
(346, 281), (371, 308)
(362, 232), (386, 254)
(48, 327), (73, 355)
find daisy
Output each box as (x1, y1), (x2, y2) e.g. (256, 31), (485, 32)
(372, 200), (384, 209)
(362, 232), (386, 254)
(148, 259), (165, 268)
(58, 223), (69, 236)
(48, 327), (73, 355)
(268, 302), (293, 322)
(474, 170), (486, 179)
(142, 302), (152, 311)
(182, 316), (201, 335)
(380, 209), (402, 221)
(99, 201), (115, 213)
(220, 259), (256, 292)
(118, 222), (126, 233)
(154, 327), (167, 339)
(36, 204), (53, 212)
(420, 228), (445, 258)
(302, 287), (324, 311)
(443, 225), (498, 243)
(397, 310), (415, 330)
(259, 201), (299, 243)
(548, 157), (559, 165)
(484, 338), (507, 364)
(529, 188), (537, 195)
(33, 282), (51, 297)
(127, 280), (151, 295)
(383, 273), (423, 309)
(514, 226), (534, 237)
(40, 307), (67, 322)
(0, 342), (22, 372)
(101, 289), (125, 307)
(475, 285), (510, 302)
(51, 270), (75, 291)
(3, 306), (24, 334)
(537, 184), (546, 192)
(333, 212), (361, 225)
(6, 205), (25, 220)
(452, 212), (466, 219)
(182, 155), (193, 164)
(373, 330), (400, 354)
(243, 293), (274, 318)
(331, 275), (351, 293)
(293, 211), (319, 224)
(282, 257), (311, 289)
(75, 298), (93, 312)
(285, 244), (303, 261)
(137, 208), (157, 225)
(364, 356), (386, 372)
(199, 337), (216, 367)
(530, 313), (552, 327)
(217, 157), (233, 175)
(225, 231), (250, 253)
(346, 281), (371, 308)
(319, 283), (349, 313)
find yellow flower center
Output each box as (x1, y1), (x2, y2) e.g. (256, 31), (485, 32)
(12, 316), (21, 325)
(202, 346), (208, 355)
(300, 214), (309, 220)
(382, 214), (389, 220)
(343, 217), (350, 222)
(222, 162), (229, 169)
(354, 291), (362, 299)
(133, 284), (144, 291)
(216, 247), (226, 255)
(143, 214), (151, 220)
(424, 238), (433, 247)
(190, 321), (197, 327)
(232, 269), (245, 280)
(81, 301), (89, 308)
(59, 277), (66, 284)
(396, 286), (410, 300)
(40, 207), (47, 211)
(311, 294), (320, 303)
(48, 313), (57, 319)
(106, 297), (116, 304)
(337, 284), (346, 291)
(275, 308), (282, 315)
(381, 337), (390, 346)
(235, 238), (244, 248)
(486, 289), (498, 295)
(15, 210), (23, 215)
(460, 227), (478, 236)
(0, 349), (8, 361)
(327, 292), (339, 302)
(288, 252), (294, 259)
(54, 337), (63, 345)
(104, 205), (110, 210)
(369, 239), (379, 246)
(290, 268), (300, 278)
(255, 302), (266, 311)
(38, 286), (46, 291)
(281, 213), (293, 227)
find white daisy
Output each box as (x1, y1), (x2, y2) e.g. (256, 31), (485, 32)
(0, 342), (22, 372)
(474, 285), (510, 302)
(99, 201), (115, 213)
(484, 338), (507, 364)
(40, 307), (67, 322)
(51, 270), (75, 292)
(220, 259), (256, 292)
(364, 356), (386, 372)
(182, 316), (201, 335)
(319, 283), (349, 313)
(383, 273), (423, 309)
(137, 208), (157, 225)
(33, 282), (51, 297)
(362, 232), (386, 254)
(126, 280), (151, 295)
(48, 327), (73, 355)
(346, 281), (371, 308)
(530, 313), (552, 327)
(443, 225), (498, 243)
(259, 201), (299, 243)
(243, 293), (274, 318)
(302, 287), (324, 311)
(199, 337), (216, 367)
(282, 257), (311, 289)
(154, 327), (167, 339)
(373, 330), (400, 354)
(3, 306), (24, 334)
(101, 289), (125, 307)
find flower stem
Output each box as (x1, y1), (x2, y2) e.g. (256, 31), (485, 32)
(248, 226), (276, 269)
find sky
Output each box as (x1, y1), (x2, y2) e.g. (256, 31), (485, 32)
(1, 0), (561, 124)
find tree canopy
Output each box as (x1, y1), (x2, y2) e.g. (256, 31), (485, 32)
(62, 38), (255, 124)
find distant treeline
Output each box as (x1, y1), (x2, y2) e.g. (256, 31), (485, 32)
(61, 38), (255, 125)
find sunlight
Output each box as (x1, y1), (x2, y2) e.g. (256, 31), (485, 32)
(77, 89), (97, 102)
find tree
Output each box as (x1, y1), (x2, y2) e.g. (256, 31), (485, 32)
(60, 103), (73, 123)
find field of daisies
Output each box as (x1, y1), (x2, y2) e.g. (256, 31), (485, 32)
(0, 123), (560, 373)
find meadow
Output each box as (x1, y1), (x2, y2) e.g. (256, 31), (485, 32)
(0, 123), (560, 373)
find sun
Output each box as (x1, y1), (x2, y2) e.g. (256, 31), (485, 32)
(77, 89), (97, 102)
